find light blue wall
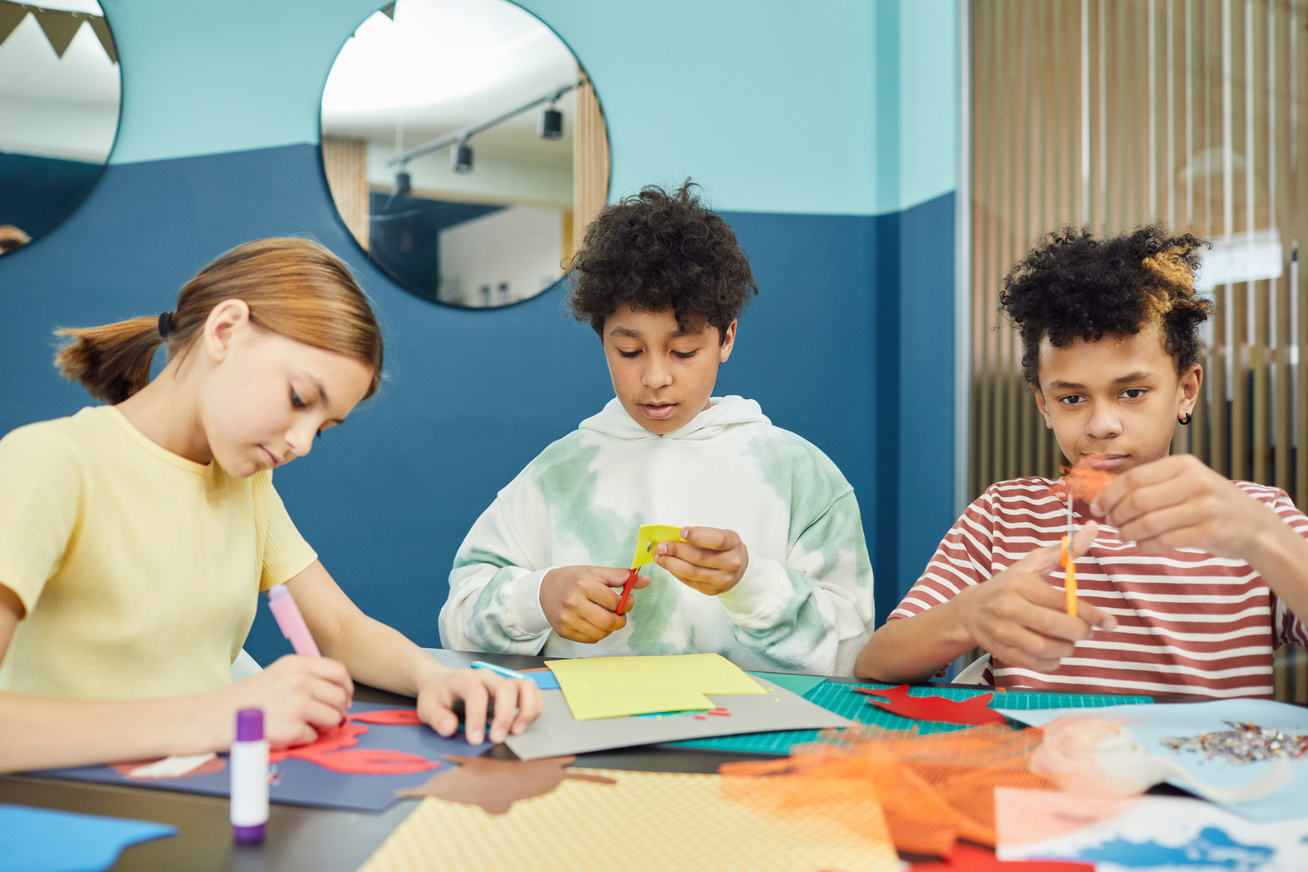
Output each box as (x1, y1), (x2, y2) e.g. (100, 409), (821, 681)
(105, 0), (954, 216)
(4, 0), (961, 663)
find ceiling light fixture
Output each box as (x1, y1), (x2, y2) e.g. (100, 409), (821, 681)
(386, 80), (580, 175)
(452, 141), (473, 174)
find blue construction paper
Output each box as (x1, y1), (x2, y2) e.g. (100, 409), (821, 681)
(0, 803), (175, 872)
(526, 670), (560, 690)
(1008, 698), (1308, 822)
(30, 701), (492, 813)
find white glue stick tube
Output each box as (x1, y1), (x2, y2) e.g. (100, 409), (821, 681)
(231, 708), (269, 842)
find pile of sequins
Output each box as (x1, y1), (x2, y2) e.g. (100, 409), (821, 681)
(1161, 720), (1308, 764)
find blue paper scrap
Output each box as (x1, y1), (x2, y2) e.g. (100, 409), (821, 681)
(0, 803), (175, 872)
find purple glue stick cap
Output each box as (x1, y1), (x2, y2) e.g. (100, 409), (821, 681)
(236, 708), (264, 742)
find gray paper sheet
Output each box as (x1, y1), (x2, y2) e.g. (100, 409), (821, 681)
(504, 675), (851, 761)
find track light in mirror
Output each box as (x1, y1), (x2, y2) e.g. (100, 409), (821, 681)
(539, 105), (563, 140)
(392, 167), (412, 198)
(453, 141), (473, 173)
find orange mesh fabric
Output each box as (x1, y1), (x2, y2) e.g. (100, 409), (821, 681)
(720, 718), (1146, 859)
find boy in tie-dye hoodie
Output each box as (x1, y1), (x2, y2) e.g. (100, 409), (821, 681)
(439, 181), (874, 675)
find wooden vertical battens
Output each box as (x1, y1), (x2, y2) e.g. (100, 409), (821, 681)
(321, 137), (370, 251)
(970, 0), (1308, 700)
(571, 72), (609, 262)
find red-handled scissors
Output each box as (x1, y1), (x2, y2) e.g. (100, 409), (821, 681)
(615, 567), (640, 615)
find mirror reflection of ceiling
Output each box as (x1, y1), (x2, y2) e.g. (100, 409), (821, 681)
(320, 0), (610, 309)
(0, 0), (120, 251)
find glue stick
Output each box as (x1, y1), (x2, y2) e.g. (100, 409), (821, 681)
(231, 708), (269, 842)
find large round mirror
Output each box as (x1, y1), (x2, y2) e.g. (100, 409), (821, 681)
(0, 0), (120, 253)
(320, 0), (610, 308)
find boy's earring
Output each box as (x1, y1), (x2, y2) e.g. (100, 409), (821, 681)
(1179, 412), (1193, 426)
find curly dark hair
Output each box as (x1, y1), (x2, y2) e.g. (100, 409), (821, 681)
(1000, 224), (1212, 384)
(567, 180), (757, 339)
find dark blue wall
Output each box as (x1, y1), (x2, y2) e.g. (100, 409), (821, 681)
(0, 143), (956, 663)
(0, 153), (105, 241)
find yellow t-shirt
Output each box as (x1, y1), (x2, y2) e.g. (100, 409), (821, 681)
(0, 406), (317, 700)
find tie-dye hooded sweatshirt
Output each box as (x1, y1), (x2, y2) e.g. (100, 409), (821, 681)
(438, 396), (875, 675)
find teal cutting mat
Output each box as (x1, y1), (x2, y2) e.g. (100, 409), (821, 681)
(663, 681), (1152, 757)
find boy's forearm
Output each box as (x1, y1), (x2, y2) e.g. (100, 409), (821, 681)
(715, 559), (861, 674)
(853, 599), (978, 682)
(1242, 519), (1308, 626)
(443, 564), (554, 653)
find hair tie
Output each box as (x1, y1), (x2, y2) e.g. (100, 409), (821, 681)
(157, 311), (173, 338)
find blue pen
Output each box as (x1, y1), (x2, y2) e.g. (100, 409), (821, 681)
(470, 660), (528, 681)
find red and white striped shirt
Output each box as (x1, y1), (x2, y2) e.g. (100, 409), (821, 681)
(889, 477), (1308, 698)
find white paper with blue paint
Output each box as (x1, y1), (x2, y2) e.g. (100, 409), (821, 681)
(1008, 699), (1308, 822)
(997, 791), (1308, 871)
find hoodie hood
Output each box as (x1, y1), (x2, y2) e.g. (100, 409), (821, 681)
(578, 395), (770, 442)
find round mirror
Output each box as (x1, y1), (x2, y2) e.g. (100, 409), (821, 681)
(320, 0), (610, 308)
(0, 0), (120, 253)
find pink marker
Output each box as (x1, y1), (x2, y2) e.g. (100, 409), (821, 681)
(267, 584), (320, 657)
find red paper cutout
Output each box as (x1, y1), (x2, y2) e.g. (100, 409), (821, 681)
(908, 842), (1094, 870)
(111, 709), (441, 781)
(268, 709), (442, 776)
(854, 686), (1008, 726)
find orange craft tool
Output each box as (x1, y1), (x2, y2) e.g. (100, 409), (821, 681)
(1061, 489), (1077, 617)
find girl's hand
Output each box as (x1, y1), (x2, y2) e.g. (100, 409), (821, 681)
(416, 668), (543, 746)
(222, 655), (353, 747)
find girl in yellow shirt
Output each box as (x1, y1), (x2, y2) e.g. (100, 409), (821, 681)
(0, 238), (540, 772)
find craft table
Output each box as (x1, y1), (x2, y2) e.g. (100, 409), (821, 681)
(0, 650), (760, 872)
(0, 649), (1214, 872)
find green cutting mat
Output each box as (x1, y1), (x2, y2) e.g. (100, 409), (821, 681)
(663, 681), (1152, 757)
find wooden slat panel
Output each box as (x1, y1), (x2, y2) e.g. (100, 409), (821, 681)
(571, 72), (610, 261)
(970, 0), (1308, 701)
(321, 136), (369, 251)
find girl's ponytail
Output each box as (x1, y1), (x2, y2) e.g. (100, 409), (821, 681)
(54, 316), (167, 404)
(52, 238), (382, 405)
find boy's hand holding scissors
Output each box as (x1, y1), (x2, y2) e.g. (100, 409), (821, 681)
(953, 523), (1115, 673)
(539, 566), (650, 643)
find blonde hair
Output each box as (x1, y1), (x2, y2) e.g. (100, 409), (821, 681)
(55, 238), (383, 404)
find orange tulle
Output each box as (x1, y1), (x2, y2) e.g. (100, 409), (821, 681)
(719, 718), (1144, 860)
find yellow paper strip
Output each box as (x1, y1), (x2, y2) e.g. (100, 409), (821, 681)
(545, 653), (766, 720)
(629, 524), (683, 570)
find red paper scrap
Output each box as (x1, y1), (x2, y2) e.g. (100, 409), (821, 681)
(348, 709), (424, 726)
(909, 842), (1094, 870)
(854, 685), (1008, 726)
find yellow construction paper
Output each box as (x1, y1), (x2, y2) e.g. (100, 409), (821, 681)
(629, 523), (683, 569)
(545, 653), (766, 720)
(360, 768), (899, 872)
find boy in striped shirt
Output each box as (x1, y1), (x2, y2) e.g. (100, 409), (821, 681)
(856, 225), (1308, 697)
